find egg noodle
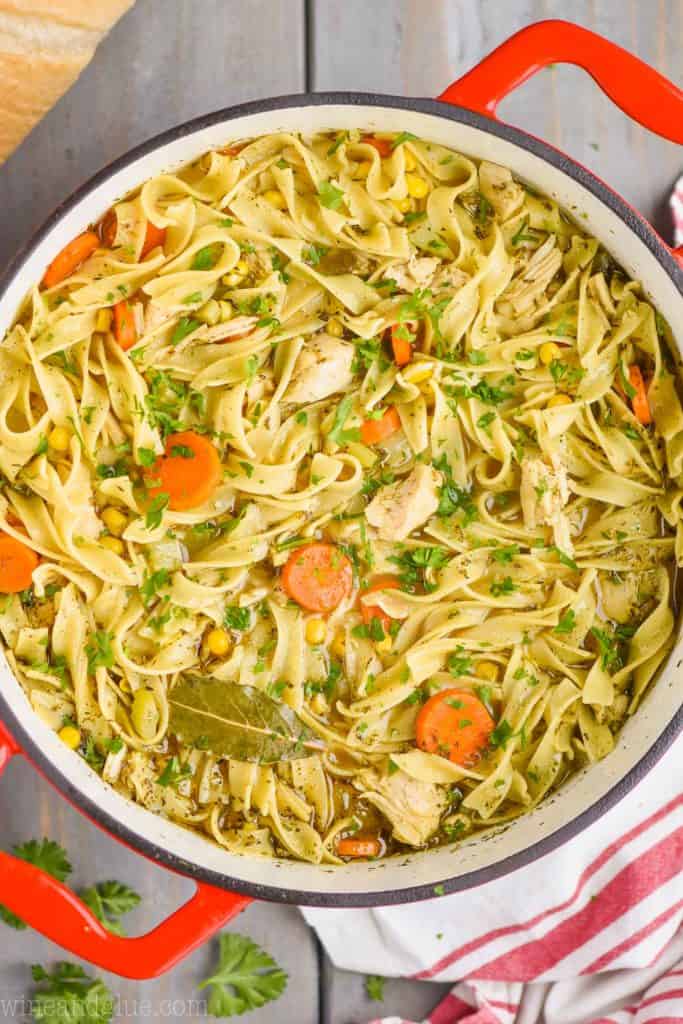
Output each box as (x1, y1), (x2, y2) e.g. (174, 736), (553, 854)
(0, 128), (680, 864)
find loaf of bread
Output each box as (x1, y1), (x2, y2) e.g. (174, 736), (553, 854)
(0, 0), (136, 163)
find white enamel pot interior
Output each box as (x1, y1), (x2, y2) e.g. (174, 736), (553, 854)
(0, 96), (681, 906)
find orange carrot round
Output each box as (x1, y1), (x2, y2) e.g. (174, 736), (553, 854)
(281, 542), (353, 613)
(416, 688), (494, 767)
(360, 575), (400, 634)
(0, 535), (39, 593)
(336, 836), (381, 859)
(42, 231), (99, 289)
(361, 135), (393, 158)
(360, 406), (401, 445)
(113, 299), (137, 350)
(140, 220), (167, 259)
(629, 365), (652, 425)
(391, 324), (413, 366)
(146, 431), (222, 511)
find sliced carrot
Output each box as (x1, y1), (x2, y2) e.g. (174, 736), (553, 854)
(361, 135), (393, 158)
(360, 406), (401, 445)
(391, 324), (413, 366)
(140, 220), (167, 259)
(225, 143), (246, 156)
(336, 836), (381, 859)
(0, 535), (39, 593)
(42, 231), (99, 289)
(416, 688), (494, 767)
(113, 299), (137, 350)
(282, 542), (353, 613)
(100, 209), (118, 248)
(146, 431), (222, 511)
(629, 365), (652, 425)
(360, 575), (401, 634)
(100, 211), (165, 259)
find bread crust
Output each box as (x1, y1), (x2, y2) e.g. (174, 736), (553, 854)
(0, 0), (134, 33)
(0, 0), (135, 162)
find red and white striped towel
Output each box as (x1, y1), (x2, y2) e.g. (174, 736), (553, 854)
(303, 741), (683, 1023)
(672, 177), (683, 246)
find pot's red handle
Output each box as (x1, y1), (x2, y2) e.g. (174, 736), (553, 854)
(438, 19), (683, 143)
(0, 721), (251, 979)
(438, 19), (683, 270)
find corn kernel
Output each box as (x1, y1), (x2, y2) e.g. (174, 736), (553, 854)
(405, 173), (430, 199)
(355, 160), (372, 179)
(207, 628), (232, 657)
(306, 618), (327, 645)
(475, 660), (499, 682)
(48, 426), (71, 452)
(219, 300), (234, 321)
(547, 393), (573, 408)
(58, 725), (81, 750)
(403, 362), (433, 385)
(375, 636), (393, 654)
(101, 532), (125, 557)
(263, 189), (287, 210)
(392, 196), (414, 214)
(100, 535), (125, 555)
(222, 260), (248, 288)
(311, 692), (329, 716)
(101, 507), (127, 537)
(403, 149), (417, 172)
(539, 342), (561, 366)
(131, 688), (159, 741)
(197, 299), (221, 326)
(95, 308), (113, 332)
(327, 318), (344, 338)
(331, 630), (346, 658)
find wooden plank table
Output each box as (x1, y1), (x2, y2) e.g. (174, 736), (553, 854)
(0, 2), (680, 1022)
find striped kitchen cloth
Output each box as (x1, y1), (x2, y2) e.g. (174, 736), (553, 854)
(303, 738), (683, 1023)
(672, 176), (683, 246)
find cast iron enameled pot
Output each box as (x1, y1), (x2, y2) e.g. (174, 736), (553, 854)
(0, 20), (681, 979)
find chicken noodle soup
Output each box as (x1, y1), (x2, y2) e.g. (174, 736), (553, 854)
(0, 129), (679, 864)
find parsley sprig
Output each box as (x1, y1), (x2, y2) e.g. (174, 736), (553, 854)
(198, 933), (288, 1017)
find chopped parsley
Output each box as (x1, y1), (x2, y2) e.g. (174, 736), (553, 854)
(170, 317), (201, 346)
(554, 609), (576, 634)
(85, 631), (115, 674)
(145, 493), (169, 530)
(317, 180), (345, 210)
(388, 546), (450, 593)
(224, 606), (251, 631)
(433, 454), (477, 523)
(327, 396), (360, 447)
(490, 576), (516, 597)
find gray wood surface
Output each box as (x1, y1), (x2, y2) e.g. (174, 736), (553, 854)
(0, 2), (681, 1023)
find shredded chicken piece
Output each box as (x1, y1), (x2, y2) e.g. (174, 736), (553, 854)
(500, 236), (562, 314)
(479, 160), (525, 221)
(389, 256), (439, 293)
(431, 262), (469, 293)
(520, 453), (573, 553)
(286, 333), (355, 404)
(365, 464), (441, 541)
(143, 300), (173, 334)
(357, 768), (448, 847)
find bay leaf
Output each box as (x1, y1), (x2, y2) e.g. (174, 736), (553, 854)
(168, 675), (318, 764)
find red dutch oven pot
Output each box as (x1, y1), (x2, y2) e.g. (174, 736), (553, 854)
(0, 20), (681, 979)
